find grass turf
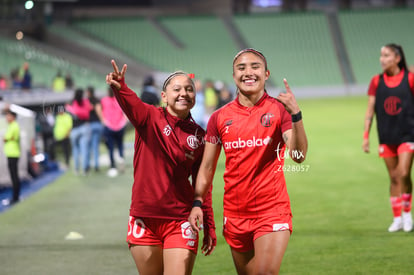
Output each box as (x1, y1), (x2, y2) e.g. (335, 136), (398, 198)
(1, 95), (414, 274)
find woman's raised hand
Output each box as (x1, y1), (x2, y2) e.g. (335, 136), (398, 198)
(106, 59), (127, 91)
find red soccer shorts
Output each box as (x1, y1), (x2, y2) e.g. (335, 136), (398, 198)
(378, 142), (414, 158)
(222, 214), (292, 252)
(126, 216), (199, 254)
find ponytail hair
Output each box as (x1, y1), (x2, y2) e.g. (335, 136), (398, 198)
(385, 43), (408, 71)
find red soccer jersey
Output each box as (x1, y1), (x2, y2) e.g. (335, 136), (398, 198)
(113, 79), (215, 232)
(205, 92), (292, 219)
(367, 68), (414, 96)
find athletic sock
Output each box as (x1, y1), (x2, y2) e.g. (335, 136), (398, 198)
(402, 193), (412, 213)
(390, 196), (403, 217)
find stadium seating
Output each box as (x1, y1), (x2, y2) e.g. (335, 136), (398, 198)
(3, 8), (414, 90)
(338, 8), (414, 85)
(73, 15), (238, 85)
(72, 13), (345, 87)
(233, 12), (343, 87)
(47, 24), (126, 62)
(0, 35), (104, 90)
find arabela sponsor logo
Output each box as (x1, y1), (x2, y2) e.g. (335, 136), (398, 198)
(224, 136), (272, 150)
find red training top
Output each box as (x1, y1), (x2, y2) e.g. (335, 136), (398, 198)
(367, 68), (414, 96)
(113, 78), (215, 232)
(205, 92), (292, 219)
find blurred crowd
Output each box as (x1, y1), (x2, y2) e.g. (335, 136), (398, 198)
(37, 85), (128, 177)
(0, 62), (74, 92)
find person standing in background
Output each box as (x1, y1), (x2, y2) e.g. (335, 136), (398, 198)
(3, 108), (21, 204)
(65, 88), (92, 175)
(53, 105), (73, 169)
(191, 79), (206, 129)
(101, 86), (128, 177)
(362, 43), (414, 233)
(140, 75), (160, 106)
(86, 86), (103, 172)
(20, 62), (32, 91)
(52, 70), (66, 93)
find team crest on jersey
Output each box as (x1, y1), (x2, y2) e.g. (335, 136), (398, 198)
(163, 125), (172, 136)
(260, 113), (274, 127)
(225, 120), (233, 126)
(187, 135), (199, 149)
(384, 96), (402, 115)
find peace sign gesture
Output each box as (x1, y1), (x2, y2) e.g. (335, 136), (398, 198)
(106, 59), (127, 91)
(276, 78), (300, 115)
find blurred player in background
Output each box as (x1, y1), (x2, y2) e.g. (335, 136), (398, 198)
(189, 48), (308, 274)
(106, 60), (216, 275)
(3, 108), (21, 204)
(362, 43), (414, 233)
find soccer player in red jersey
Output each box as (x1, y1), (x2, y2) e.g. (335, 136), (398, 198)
(189, 48), (308, 274)
(362, 44), (414, 233)
(106, 60), (216, 275)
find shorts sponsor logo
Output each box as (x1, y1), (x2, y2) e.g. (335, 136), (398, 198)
(181, 221), (197, 240)
(273, 223), (289, 232)
(186, 240), (195, 247)
(224, 136), (272, 150)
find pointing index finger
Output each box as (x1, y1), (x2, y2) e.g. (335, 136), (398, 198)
(283, 78), (292, 94)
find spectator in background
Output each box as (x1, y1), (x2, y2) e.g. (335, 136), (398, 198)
(20, 62), (32, 90)
(217, 83), (233, 109)
(53, 105), (73, 169)
(191, 78), (206, 129)
(204, 79), (218, 119)
(52, 70), (66, 93)
(101, 86), (128, 177)
(65, 88), (92, 175)
(86, 86), (103, 172)
(65, 73), (74, 90)
(0, 74), (8, 90)
(10, 67), (21, 89)
(3, 108), (21, 204)
(140, 75), (160, 106)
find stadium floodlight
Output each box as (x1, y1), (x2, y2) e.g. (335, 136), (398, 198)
(25, 0), (34, 10)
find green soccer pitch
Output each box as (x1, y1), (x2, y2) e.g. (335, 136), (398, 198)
(1, 95), (413, 275)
